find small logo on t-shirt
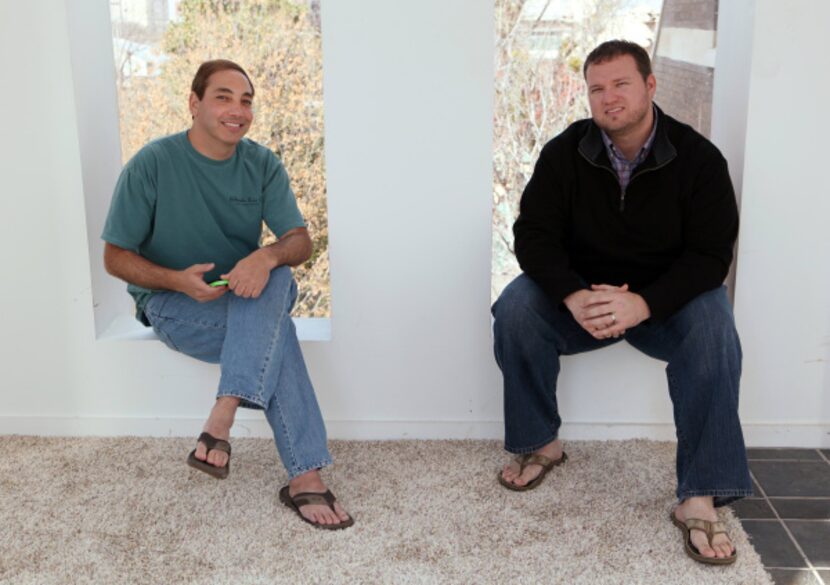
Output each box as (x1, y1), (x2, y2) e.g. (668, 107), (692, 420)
(229, 195), (260, 205)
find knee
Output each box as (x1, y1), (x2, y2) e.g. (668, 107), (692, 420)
(676, 288), (742, 363)
(258, 265), (297, 307)
(492, 275), (550, 341)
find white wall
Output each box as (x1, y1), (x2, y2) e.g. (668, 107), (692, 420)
(732, 0), (830, 446)
(0, 0), (827, 447)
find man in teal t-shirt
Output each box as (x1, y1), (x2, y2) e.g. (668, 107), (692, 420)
(102, 60), (352, 529)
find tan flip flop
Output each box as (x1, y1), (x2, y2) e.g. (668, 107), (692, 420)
(670, 510), (737, 565)
(498, 452), (568, 491)
(279, 486), (355, 530)
(186, 432), (231, 479)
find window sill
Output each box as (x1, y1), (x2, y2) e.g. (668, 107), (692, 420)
(98, 314), (331, 342)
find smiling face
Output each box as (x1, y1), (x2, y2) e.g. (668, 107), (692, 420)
(188, 68), (254, 160)
(586, 54), (656, 140)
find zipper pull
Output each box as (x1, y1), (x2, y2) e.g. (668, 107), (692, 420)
(620, 190), (626, 212)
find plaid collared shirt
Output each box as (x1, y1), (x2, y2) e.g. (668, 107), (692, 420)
(600, 106), (659, 191)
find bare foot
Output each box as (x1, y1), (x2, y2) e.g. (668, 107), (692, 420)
(674, 496), (735, 560)
(289, 470), (351, 526)
(193, 396), (240, 469)
(501, 439), (564, 487)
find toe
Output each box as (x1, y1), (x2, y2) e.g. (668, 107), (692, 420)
(720, 542), (734, 558)
(334, 503), (350, 522)
(502, 462), (519, 481)
(194, 442), (208, 462)
(517, 464), (540, 486)
(691, 532), (715, 558)
(206, 450), (227, 467)
(711, 534), (733, 558)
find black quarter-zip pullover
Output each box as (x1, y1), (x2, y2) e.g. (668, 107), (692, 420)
(513, 105), (739, 321)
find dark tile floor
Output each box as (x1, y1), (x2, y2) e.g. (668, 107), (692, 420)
(730, 448), (830, 585)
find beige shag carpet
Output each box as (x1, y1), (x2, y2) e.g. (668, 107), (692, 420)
(0, 437), (773, 585)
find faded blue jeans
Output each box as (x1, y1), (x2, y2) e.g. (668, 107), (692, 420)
(143, 265), (332, 479)
(492, 274), (752, 506)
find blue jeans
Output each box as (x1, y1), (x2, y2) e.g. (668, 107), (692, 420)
(492, 274), (752, 506)
(143, 266), (332, 479)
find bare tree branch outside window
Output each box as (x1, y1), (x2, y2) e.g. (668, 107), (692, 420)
(492, 0), (660, 301)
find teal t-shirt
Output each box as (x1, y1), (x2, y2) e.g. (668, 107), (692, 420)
(102, 131), (305, 323)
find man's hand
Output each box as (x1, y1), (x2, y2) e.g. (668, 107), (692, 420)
(222, 249), (274, 299)
(563, 289), (603, 327)
(564, 284), (650, 339)
(175, 263), (228, 303)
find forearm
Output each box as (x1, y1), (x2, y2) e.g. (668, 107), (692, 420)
(104, 243), (183, 292)
(252, 228), (312, 270)
(514, 151), (583, 304)
(515, 234), (584, 304)
(638, 253), (731, 320)
(640, 155), (738, 320)
(514, 213), (584, 305)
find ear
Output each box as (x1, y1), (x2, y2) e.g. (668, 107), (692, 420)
(188, 92), (200, 120)
(646, 73), (656, 99)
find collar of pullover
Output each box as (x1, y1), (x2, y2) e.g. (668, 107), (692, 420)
(578, 103), (677, 172)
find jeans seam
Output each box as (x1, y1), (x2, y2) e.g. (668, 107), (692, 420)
(255, 279), (291, 405)
(505, 432), (559, 455)
(270, 391), (298, 470)
(145, 291), (171, 319)
(259, 274), (297, 468)
(150, 316), (181, 352)
(287, 458), (333, 480)
(145, 293), (227, 331)
(158, 315), (226, 330)
(215, 390), (267, 410)
(678, 490), (754, 507)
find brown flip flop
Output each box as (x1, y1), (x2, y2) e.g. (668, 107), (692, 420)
(670, 510), (737, 565)
(498, 452), (568, 491)
(186, 432), (231, 479)
(279, 486), (355, 530)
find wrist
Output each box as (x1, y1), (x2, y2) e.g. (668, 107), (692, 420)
(634, 293), (651, 321)
(168, 269), (186, 293)
(563, 288), (585, 305)
(254, 246), (280, 270)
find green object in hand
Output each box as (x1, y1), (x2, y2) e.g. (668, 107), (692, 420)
(209, 279), (229, 287)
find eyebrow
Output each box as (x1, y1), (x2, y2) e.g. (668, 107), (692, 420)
(213, 86), (254, 99)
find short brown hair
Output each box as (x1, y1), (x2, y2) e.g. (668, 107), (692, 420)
(190, 59), (254, 99)
(583, 40), (652, 81)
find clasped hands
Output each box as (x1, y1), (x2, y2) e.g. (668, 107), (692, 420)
(176, 250), (274, 302)
(563, 284), (651, 340)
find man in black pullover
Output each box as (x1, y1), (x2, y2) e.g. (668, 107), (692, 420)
(492, 40), (750, 565)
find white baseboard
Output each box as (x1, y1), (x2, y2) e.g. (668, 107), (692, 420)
(1, 416), (827, 447)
